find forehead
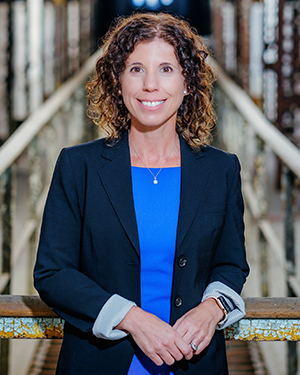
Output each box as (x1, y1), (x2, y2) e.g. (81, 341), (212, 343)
(126, 39), (178, 63)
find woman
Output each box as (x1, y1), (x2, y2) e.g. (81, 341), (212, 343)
(34, 13), (249, 375)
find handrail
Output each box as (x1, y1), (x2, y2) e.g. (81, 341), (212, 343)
(0, 295), (58, 317)
(0, 295), (299, 319)
(0, 49), (101, 177)
(1, 296), (300, 341)
(210, 59), (300, 178)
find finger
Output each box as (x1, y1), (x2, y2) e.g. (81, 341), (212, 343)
(168, 344), (185, 362)
(150, 354), (164, 366)
(184, 348), (194, 361)
(177, 323), (201, 347)
(194, 336), (211, 355)
(158, 333), (189, 363)
(175, 337), (193, 360)
(181, 328), (196, 344)
(192, 326), (216, 356)
(158, 350), (176, 366)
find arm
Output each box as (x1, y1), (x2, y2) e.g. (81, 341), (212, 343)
(34, 149), (115, 333)
(205, 156), (249, 293)
(174, 155), (249, 353)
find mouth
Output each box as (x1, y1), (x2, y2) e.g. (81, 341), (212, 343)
(138, 100), (166, 108)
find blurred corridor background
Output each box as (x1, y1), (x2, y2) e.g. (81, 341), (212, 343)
(0, 0), (300, 374)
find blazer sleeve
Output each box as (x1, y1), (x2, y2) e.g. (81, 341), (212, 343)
(34, 149), (114, 333)
(206, 155), (249, 294)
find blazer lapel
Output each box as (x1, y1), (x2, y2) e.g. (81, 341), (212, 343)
(176, 138), (210, 250)
(97, 132), (140, 255)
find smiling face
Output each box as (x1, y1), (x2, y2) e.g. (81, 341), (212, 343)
(121, 39), (186, 132)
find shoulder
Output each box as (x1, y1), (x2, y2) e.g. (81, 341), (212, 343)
(62, 138), (107, 160)
(55, 137), (113, 170)
(200, 145), (240, 172)
(60, 134), (128, 165)
(50, 138), (108, 180)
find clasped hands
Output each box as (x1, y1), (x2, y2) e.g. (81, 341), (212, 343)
(115, 298), (224, 367)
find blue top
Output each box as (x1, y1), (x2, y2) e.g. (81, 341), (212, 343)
(127, 166), (181, 375)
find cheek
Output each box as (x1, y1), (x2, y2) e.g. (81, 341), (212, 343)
(121, 88), (138, 114)
(122, 95), (133, 114)
(164, 78), (185, 95)
(121, 78), (139, 99)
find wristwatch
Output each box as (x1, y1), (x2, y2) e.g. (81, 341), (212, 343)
(218, 296), (234, 313)
(209, 296), (233, 325)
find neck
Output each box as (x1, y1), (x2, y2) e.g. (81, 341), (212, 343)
(129, 127), (181, 168)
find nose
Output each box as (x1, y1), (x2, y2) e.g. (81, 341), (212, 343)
(143, 72), (159, 92)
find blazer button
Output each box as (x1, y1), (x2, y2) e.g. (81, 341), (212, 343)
(175, 297), (183, 307)
(178, 257), (187, 268)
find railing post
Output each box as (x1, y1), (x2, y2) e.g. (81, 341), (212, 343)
(1, 168), (13, 292)
(254, 137), (269, 297)
(283, 167), (297, 375)
(28, 137), (42, 294)
(55, 1), (69, 86)
(1, 3), (14, 373)
(0, 1), (17, 370)
(79, 0), (93, 67)
(7, 0), (15, 138)
(0, 167), (13, 375)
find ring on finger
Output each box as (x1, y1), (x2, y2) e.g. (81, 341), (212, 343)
(190, 342), (198, 351)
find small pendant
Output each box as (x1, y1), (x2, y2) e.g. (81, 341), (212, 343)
(153, 178), (158, 185)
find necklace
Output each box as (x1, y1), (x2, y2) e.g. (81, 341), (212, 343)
(129, 139), (178, 185)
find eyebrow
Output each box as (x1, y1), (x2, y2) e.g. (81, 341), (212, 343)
(127, 61), (176, 67)
(125, 62), (142, 69)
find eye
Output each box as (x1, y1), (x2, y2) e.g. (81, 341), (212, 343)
(130, 67), (143, 73)
(161, 66), (173, 73)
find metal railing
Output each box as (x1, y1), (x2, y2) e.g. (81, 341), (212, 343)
(1, 295), (300, 342)
(212, 59), (300, 375)
(0, 0), (95, 142)
(0, 51), (100, 295)
(0, 50), (100, 375)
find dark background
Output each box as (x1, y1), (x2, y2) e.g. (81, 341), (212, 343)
(94, 0), (211, 48)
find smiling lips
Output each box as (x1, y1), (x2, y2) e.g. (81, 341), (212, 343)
(139, 100), (166, 108)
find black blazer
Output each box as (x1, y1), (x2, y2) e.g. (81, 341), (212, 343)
(34, 131), (249, 375)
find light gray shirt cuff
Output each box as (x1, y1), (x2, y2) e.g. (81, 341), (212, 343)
(201, 281), (245, 330)
(92, 294), (136, 340)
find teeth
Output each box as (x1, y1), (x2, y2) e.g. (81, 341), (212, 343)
(141, 100), (165, 107)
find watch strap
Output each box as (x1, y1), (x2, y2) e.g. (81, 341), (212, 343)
(208, 296), (228, 325)
(218, 295), (234, 313)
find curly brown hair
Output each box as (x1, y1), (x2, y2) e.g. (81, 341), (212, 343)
(85, 12), (216, 149)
